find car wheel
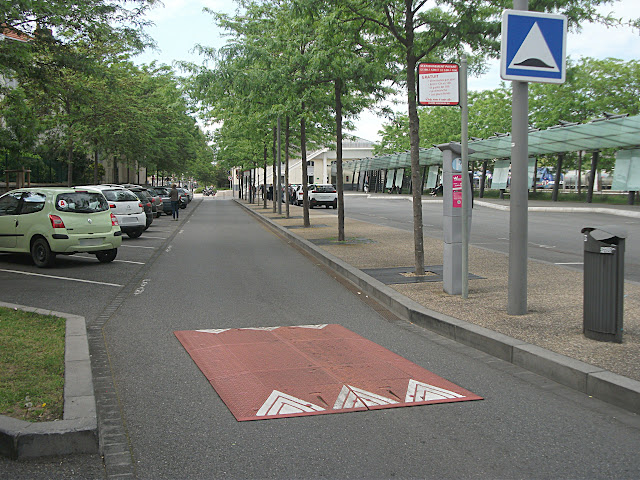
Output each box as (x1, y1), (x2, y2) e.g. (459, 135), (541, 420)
(96, 248), (117, 263)
(127, 228), (143, 239)
(332, 200), (337, 209)
(31, 237), (56, 267)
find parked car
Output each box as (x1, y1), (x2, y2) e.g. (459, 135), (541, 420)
(78, 185), (146, 238)
(177, 187), (190, 207)
(122, 185), (154, 229)
(181, 187), (193, 202)
(294, 184), (305, 206)
(145, 187), (164, 216)
(308, 184), (338, 209)
(154, 186), (187, 214)
(0, 187), (122, 267)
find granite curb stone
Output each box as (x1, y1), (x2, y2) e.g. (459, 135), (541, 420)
(237, 199), (640, 415)
(0, 301), (98, 459)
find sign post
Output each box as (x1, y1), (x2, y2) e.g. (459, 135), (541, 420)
(501, 3), (567, 314)
(418, 63), (459, 106)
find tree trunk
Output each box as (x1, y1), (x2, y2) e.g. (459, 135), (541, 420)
(301, 109), (310, 228)
(405, 35), (424, 274)
(93, 149), (99, 185)
(272, 126), (277, 213)
(335, 79), (345, 241)
(66, 146), (73, 187)
(587, 151), (598, 204)
(552, 154), (563, 202)
(285, 116), (290, 218)
(263, 144), (267, 209)
(578, 150), (583, 194)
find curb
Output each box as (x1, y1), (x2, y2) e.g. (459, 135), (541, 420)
(237, 200), (640, 415)
(0, 302), (97, 460)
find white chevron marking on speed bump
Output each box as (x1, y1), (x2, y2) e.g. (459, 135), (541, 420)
(333, 385), (399, 410)
(256, 391), (325, 417)
(405, 379), (465, 402)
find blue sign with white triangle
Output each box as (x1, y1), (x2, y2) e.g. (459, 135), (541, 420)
(500, 10), (567, 84)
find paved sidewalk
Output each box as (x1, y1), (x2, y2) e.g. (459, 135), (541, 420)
(237, 194), (640, 387)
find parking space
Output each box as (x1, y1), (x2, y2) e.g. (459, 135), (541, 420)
(0, 207), (192, 318)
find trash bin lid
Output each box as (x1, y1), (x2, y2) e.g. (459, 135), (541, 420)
(581, 225), (628, 240)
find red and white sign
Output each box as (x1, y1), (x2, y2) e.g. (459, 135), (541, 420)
(174, 324), (482, 421)
(418, 63), (460, 106)
(452, 174), (462, 208)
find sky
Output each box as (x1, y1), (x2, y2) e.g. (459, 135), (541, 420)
(133, 0), (640, 142)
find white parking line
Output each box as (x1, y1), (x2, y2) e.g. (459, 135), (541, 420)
(75, 255), (145, 265)
(120, 245), (156, 249)
(0, 268), (123, 287)
(139, 236), (167, 240)
(555, 262), (583, 265)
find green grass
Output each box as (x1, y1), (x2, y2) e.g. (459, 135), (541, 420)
(0, 307), (65, 422)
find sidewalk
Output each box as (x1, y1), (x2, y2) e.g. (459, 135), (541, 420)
(235, 194), (640, 413)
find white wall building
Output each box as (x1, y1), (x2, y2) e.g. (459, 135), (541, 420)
(247, 137), (375, 188)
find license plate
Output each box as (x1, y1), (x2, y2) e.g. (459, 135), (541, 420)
(79, 237), (104, 246)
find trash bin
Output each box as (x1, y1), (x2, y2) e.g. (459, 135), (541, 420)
(581, 226), (627, 343)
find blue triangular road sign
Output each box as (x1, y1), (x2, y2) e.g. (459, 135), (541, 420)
(501, 10), (567, 84)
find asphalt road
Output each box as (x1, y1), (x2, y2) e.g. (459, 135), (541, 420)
(342, 194), (640, 282)
(102, 198), (640, 478)
(3, 195), (640, 479)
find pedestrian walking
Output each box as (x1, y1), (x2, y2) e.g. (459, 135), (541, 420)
(170, 184), (179, 220)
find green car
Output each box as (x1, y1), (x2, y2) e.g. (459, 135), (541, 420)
(0, 187), (122, 267)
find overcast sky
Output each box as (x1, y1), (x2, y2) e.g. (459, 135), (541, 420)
(134, 0), (640, 142)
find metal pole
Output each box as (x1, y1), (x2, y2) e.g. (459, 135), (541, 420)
(277, 116), (282, 214)
(461, 55), (469, 299)
(508, 0), (529, 315)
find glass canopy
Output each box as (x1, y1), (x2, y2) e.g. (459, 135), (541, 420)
(346, 114), (640, 171)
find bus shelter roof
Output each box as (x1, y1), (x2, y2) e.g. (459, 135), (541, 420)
(347, 113), (640, 171)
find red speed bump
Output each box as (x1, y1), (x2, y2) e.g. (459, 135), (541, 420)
(174, 324), (482, 421)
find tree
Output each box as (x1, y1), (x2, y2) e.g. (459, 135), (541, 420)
(343, 0), (623, 275)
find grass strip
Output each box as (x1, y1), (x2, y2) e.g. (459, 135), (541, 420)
(0, 307), (65, 422)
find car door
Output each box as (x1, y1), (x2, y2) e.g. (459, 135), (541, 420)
(15, 191), (47, 247)
(0, 191), (23, 248)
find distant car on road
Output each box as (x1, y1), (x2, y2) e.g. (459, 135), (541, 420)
(0, 187), (122, 267)
(308, 184), (338, 209)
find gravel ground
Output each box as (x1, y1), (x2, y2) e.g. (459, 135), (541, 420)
(248, 202), (640, 382)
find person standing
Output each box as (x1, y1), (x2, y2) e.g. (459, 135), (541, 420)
(170, 184), (179, 220)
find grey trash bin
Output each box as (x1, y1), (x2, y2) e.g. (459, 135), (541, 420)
(581, 226), (627, 343)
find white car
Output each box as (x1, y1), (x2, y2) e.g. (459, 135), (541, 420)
(77, 185), (146, 238)
(308, 184), (337, 209)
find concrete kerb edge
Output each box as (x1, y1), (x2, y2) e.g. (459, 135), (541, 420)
(237, 200), (640, 415)
(0, 301), (98, 460)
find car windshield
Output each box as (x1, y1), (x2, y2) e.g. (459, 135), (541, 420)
(103, 189), (139, 202)
(56, 192), (109, 213)
(315, 185), (335, 192)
